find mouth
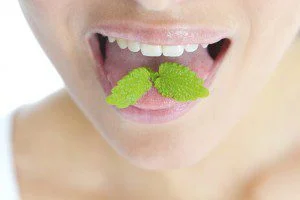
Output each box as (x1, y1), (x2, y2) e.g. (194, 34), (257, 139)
(87, 24), (231, 124)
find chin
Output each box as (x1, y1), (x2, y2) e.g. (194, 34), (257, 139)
(107, 126), (222, 170)
(84, 103), (235, 170)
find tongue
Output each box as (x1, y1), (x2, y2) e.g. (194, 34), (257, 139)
(104, 42), (214, 110)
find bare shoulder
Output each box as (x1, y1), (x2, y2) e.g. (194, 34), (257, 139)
(12, 87), (108, 169)
(247, 150), (300, 200)
(12, 89), (114, 199)
(14, 88), (86, 130)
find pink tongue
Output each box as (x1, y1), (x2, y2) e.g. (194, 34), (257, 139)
(104, 42), (214, 110)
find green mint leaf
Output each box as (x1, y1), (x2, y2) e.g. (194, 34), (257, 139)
(154, 62), (209, 102)
(146, 67), (159, 83)
(106, 67), (152, 109)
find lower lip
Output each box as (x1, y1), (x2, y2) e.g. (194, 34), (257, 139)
(88, 36), (229, 124)
(114, 100), (197, 124)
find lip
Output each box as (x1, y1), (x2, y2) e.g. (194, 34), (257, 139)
(86, 21), (233, 45)
(86, 22), (232, 124)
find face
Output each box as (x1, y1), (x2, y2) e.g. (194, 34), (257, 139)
(19, 0), (300, 169)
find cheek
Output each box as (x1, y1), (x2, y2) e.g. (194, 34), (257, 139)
(24, 0), (69, 9)
(244, 0), (300, 53)
(242, 0), (300, 50)
(19, 0), (81, 74)
(245, 0), (299, 23)
(19, 0), (77, 44)
(235, 0), (300, 105)
(20, 0), (73, 22)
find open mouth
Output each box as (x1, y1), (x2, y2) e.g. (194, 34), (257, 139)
(88, 27), (231, 124)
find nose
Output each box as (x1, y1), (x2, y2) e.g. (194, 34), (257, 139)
(134, 0), (185, 11)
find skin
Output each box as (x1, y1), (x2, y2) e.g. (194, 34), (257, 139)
(12, 0), (300, 199)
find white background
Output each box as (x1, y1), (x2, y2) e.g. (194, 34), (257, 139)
(0, 1), (63, 115)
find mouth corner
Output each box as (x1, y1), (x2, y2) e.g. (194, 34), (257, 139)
(86, 33), (106, 67)
(208, 38), (231, 61)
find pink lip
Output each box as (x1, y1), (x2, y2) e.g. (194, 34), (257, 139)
(86, 23), (231, 124)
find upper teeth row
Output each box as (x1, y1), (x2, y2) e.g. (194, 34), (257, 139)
(107, 36), (209, 57)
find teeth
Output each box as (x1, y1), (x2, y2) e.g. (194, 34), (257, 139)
(201, 44), (209, 48)
(163, 45), (184, 57)
(140, 44), (162, 57)
(106, 35), (210, 57)
(128, 40), (141, 53)
(108, 36), (116, 43)
(116, 38), (128, 49)
(185, 44), (199, 52)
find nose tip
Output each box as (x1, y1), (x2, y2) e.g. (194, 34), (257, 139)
(135, 0), (185, 11)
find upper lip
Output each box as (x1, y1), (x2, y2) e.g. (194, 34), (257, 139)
(86, 21), (233, 46)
